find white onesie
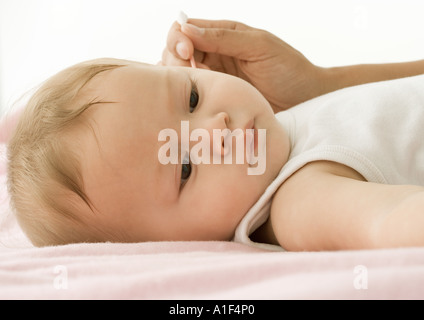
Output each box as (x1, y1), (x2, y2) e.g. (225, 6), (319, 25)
(234, 74), (424, 251)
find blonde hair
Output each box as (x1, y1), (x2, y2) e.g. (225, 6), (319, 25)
(7, 58), (127, 247)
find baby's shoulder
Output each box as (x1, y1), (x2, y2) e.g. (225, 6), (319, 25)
(271, 160), (365, 218)
(269, 161), (367, 250)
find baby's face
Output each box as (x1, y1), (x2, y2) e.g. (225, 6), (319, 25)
(79, 62), (289, 242)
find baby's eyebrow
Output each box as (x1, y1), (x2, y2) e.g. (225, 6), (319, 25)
(165, 69), (181, 113)
(165, 70), (191, 114)
(154, 70), (189, 201)
(155, 152), (180, 203)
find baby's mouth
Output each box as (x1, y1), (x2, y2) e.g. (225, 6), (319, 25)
(253, 126), (258, 152)
(217, 119), (259, 164)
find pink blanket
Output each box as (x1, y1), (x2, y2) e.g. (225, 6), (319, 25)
(1, 111), (424, 300)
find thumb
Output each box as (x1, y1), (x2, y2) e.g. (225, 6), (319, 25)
(181, 23), (261, 61)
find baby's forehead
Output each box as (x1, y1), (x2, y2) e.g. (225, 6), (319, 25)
(78, 60), (152, 91)
(77, 62), (201, 132)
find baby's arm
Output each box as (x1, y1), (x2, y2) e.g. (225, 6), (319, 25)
(270, 161), (424, 251)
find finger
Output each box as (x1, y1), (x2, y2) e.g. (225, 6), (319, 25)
(166, 21), (195, 60)
(161, 48), (193, 67)
(181, 23), (261, 60)
(193, 60), (211, 70)
(162, 46), (208, 69)
(187, 18), (251, 31)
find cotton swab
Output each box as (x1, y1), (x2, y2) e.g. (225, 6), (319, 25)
(177, 11), (197, 68)
(177, 11), (188, 26)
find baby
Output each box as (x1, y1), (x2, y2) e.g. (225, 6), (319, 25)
(7, 58), (289, 247)
(7, 57), (424, 251)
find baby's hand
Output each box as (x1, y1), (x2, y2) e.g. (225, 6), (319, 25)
(161, 17), (325, 111)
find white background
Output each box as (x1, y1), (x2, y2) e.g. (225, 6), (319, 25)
(1, 0), (423, 115)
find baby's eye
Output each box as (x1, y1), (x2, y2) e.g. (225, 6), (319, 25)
(189, 80), (199, 113)
(181, 153), (192, 186)
(181, 163), (191, 182)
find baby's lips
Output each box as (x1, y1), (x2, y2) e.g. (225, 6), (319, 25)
(245, 129), (256, 164)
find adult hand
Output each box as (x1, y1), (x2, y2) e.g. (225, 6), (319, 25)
(161, 18), (325, 111)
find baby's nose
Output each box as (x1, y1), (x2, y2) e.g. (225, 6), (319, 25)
(216, 112), (229, 126)
(209, 112), (230, 159)
(188, 112), (230, 164)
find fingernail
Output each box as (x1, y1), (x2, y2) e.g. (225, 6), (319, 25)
(182, 23), (205, 36)
(176, 42), (189, 60)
